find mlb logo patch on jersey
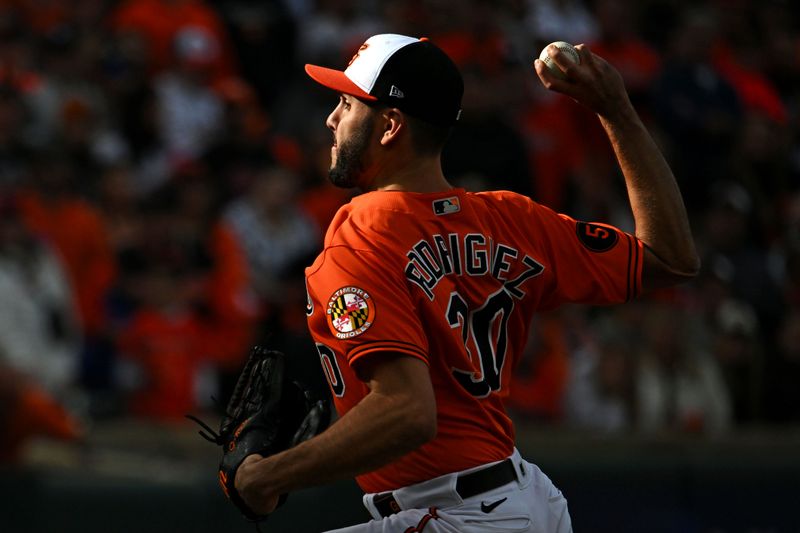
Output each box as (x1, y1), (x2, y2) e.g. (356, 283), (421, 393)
(433, 196), (461, 215)
(326, 286), (375, 339)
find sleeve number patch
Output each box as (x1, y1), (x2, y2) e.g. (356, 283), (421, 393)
(315, 343), (345, 397)
(576, 222), (619, 252)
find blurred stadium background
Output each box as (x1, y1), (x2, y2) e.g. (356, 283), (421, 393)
(0, 0), (799, 531)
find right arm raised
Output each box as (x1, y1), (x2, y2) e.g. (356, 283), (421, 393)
(534, 44), (700, 291)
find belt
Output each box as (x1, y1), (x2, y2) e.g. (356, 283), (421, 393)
(372, 458), (519, 518)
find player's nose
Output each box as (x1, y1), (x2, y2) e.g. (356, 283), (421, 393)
(326, 104), (340, 132)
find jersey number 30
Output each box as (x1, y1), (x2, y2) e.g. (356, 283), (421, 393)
(447, 289), (515, 398)
(446, 254), (544, 398)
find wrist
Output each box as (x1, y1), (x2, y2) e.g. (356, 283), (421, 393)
(597, 98), (641, 129)
(250, 453), (283, 494)
(597, 94), (637, 125)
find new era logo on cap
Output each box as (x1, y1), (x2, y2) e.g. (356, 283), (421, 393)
(305, 34), (464, 126)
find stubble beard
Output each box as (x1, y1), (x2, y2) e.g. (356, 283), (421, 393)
(328, 119), (373, 189)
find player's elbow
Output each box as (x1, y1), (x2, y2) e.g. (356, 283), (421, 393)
(641, 246), (701, 291)
(403, 400), (437, 447)
(409, 409), (437, 447)
(668, 250), (702, 282)
(662, 254), (701, 284)
(677, 257), (701, 281)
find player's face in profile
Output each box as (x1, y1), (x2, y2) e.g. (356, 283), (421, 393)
(327, 96), (376, 189)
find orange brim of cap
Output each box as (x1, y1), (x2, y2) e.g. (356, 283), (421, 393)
(304, 64), (377, 101)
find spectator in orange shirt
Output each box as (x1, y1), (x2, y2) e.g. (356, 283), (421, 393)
(140, 168), (259, 374)
(110, 0), (237, 80)
(117, 251), (210, 421)
(116, 169), (259, 419)
(17, 152), (115, 339)
(589, 0), (662, 105)
(506, 313), (571, 422)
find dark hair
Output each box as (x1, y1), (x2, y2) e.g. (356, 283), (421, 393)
(406, 114), (453, 156)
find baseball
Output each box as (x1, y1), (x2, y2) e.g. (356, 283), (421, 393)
(538, 41), (580, 79)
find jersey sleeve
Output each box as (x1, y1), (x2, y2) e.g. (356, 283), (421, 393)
(529, 201), (644, 309)
(306, 245), (429, 371)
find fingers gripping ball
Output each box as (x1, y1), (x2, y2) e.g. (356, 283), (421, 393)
(188, 346), (331, 522)
(538, 41), (580, 79)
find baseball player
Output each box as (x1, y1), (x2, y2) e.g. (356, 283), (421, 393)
(234, 34), (699, 532)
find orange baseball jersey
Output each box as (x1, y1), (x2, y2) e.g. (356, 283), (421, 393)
(304, 188), (643, 493)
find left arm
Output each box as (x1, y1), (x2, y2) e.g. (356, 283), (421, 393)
(235, 353), (436, 514)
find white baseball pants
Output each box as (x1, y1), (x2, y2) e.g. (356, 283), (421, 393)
(324, 449), (573, 533)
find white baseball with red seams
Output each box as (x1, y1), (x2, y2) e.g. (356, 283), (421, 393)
(539, 41), (580, 79)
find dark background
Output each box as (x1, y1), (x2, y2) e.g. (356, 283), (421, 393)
(1, 0), (800, 532)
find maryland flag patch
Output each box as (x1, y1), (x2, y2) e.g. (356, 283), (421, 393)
(326, 287), (375, 339)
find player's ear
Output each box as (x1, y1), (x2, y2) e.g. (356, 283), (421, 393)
(379, 108), (405, 147)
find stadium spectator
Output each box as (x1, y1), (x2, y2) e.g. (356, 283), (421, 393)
(116, 248), (211, 420)
(429, 1), (532, 195)
(0, 193), (81, 394)
(224, 165), (321, 306)
(153, 28), (226, 166)
(296, 0), (384, 67)
(564, 317), (637, 432)
(710, 298), (763, 424)
(506, 313), (571, 422)
(636, 303), (732, 434)
(650, 7), (742, 212)
(203, 76), (306, 200)
(0, 0), (795, 437)
(589, 0), (662, 106)
(17, 152), (116, 340)
(110, 0), (237, 80)
(216, 1), (298, 107)
(699, 181), (784, 338)
(525, 0), (598, 45)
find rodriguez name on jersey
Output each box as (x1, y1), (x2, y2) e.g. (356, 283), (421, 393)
(404, 232), (544, 301)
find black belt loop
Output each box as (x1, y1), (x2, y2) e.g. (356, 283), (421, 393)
(373, 491), (401, 517)
(373, 458), (519, 518)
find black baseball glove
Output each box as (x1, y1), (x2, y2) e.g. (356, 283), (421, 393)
(188, 346), (331, 521)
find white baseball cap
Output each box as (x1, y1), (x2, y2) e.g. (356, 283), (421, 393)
(305, 34), (463, 126)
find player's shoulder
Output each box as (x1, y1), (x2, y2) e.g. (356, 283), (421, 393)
(471, 189), (533, 204)
(468, 189), (544, 216)
(325, 190), (442, 247)
(307, 193), (409, 279)
(319, 188), (549, 252)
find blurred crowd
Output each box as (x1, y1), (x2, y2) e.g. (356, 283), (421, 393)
(1, 0), (799, 461)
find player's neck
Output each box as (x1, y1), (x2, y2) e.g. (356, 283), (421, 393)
(372, 154), (452, 193)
